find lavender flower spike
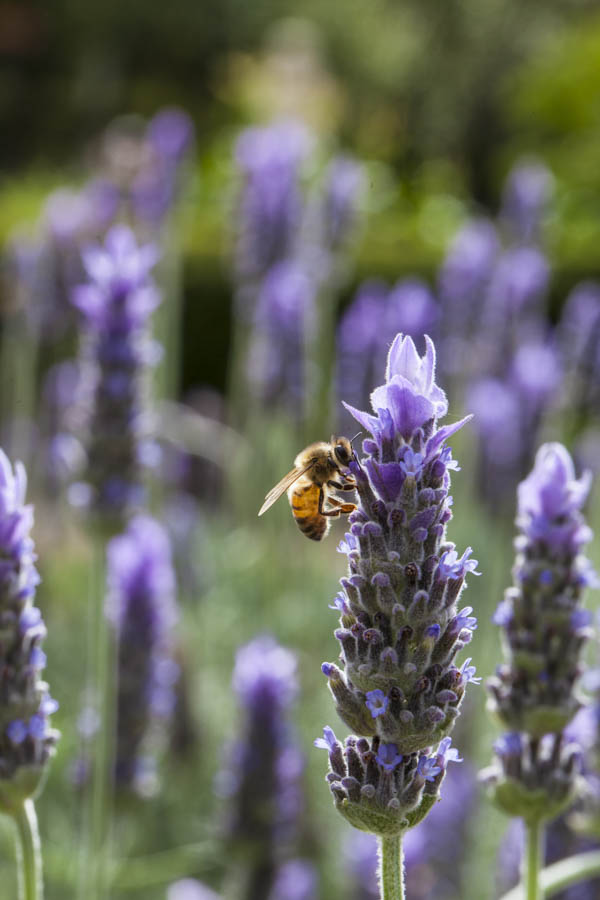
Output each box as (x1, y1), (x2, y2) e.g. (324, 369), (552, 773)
(319, 333), (477, 836)
(71, 224), (161, 524)
(106, 515), (178, 792)
(484, 442), (596, 824)
(220, 636), (306, 898)
(0, 449), (59, 809)
(488, 443), (595, 737)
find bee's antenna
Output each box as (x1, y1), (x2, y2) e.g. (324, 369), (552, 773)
(349, 431), (362, 445)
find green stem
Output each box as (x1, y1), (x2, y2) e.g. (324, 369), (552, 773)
(13, 799), (43, 900)
(525, 818), (544, 900)
(499, 849), (600, 900)
(379, 834), (404, 900)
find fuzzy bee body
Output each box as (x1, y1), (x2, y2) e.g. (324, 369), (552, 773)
(258, 436), (358, 541)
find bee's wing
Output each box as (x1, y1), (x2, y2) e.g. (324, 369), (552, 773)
(258, 463), (314, 516)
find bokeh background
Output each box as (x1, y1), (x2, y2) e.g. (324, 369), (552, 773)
(1, 1), (600, 898)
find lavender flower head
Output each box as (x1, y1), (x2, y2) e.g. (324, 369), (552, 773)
(320, 154), (364, 252)
(318, 334), (478, 836)
(219, 636), (305, 898)
(71, 224), (161, 524)
(106, 515), (178, 791)
(234, 119), (312, 280)
(500, 159), (554, 244)
(0, 449), (59, 809)
(484, 443), (596, 822)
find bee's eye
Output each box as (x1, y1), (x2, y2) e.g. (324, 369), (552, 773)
(336, 444), (350, 464)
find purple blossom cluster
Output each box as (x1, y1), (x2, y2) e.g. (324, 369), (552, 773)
(0, 450), (59, 808)
(318, 334), (477, 836)
(106, 515), (178, 791)
(483, 443), (596, 822)
(71, 224), (161, 523)
(219, 636), (310, 899)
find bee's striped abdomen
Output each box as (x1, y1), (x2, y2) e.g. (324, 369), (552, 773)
(289, 482), (328, 541)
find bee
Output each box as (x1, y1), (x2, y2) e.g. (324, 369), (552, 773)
(258, 436), (358, 541)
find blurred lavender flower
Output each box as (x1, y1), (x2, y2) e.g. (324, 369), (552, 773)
(246, 259), (316, 410)
(500, 159), (554, 245)
(384, 279), (439, 349)
(106, 515), (178, 792)
(234, 120), (312, 283)
(437, 218), (499, 378)
(320, 155), (364, 253)
(71, 224), (161, 524)
(336, 281), (387, 429)
(319, 334), (478, 837)
(38, 360), (85, 496)
(147, 107), (195, 168)
(218, 636), (305, 900)
(167, 879), (221, 900)
(483, 443), (596, 823)
(268, 859), (318, 900)
(558, 282), (600, 424)
(467, 339), (562, 510)
(0, 449), (59, 809)
(131, 108), (195, 228)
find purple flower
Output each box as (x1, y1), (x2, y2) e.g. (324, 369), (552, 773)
(517, 443), (593, 553)
(417, 756), (442, 782)
(314, 726), (338, 752)
(365, 690), (389, 719)
(344, 334), (457, 444)
(438, 548), (480, 580)
(107, 516), (178, 791)
(459, 658), (481, 685)
(0, 450), (59, 798)
(376, 743), (403, 773)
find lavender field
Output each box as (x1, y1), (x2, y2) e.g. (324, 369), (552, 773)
(1, 5), (600, 899)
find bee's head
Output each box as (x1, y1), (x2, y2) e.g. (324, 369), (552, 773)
(331, 436), (353, 468)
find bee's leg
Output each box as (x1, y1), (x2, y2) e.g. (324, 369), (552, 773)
(327, 477), (356, 491)
(319, 488), (342, 518)
(322, 495), (357, 515)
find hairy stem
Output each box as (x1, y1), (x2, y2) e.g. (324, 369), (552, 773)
(379, 834), (404, 900)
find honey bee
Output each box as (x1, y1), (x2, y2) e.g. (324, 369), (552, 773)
(258, 436), (358, 541)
